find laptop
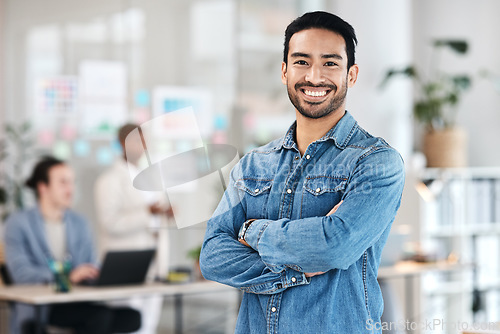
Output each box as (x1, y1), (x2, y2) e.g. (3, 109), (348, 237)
(81, 249), (156, 286)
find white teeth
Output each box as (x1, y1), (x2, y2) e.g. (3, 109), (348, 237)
(304, 90), (327, 97)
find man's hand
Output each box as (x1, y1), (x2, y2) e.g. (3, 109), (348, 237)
(239, 202), (343, 276)
(239, 239), (251, 247)
(304, 201), (343, 278)
(305, 272), (325, 278)
(326, 200), (343, 216)
(69, 264), (99, 284)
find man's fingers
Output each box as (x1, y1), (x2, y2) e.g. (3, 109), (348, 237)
(305, 271), (325, 278)
(70, 265), (99, 283)
(239, 239), (251, 248)
(86, 267), (99, 278)
(327, 200), (343, 216)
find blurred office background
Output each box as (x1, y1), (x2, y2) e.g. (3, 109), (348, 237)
(1, 0), (500, 333)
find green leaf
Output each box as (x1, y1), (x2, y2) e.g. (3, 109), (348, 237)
(448, 93), (458, 105)
(452, 75), (472, 90)
(379, 66), (418, 88)
(434, 40), (468, 54)
(187, 245), (202, 260)
(21, 121), (31, 133)
(414, 99), (441, 126)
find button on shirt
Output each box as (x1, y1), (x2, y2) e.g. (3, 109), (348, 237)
(200, 112), (405, 334)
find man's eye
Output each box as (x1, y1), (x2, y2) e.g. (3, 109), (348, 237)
(295, 60), (308, 65)
(325, 62), (337, 66)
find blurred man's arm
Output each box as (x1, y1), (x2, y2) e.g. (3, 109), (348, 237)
(4, 215), (53, 284)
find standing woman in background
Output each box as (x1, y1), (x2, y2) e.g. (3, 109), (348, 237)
(94, 123), (173, 334)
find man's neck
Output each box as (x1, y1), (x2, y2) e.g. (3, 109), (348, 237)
(39, 199), (64, 222)
(295, 109), (346, 155)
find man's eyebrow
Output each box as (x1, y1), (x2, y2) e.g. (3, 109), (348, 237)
(322, 54), (343, 60)
(290, 52), (343, 60)
(290, 52), (310, 58)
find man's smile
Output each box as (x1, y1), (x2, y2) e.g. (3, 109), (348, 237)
(303, 89), (328, 97)
(297, 85), (334, 102)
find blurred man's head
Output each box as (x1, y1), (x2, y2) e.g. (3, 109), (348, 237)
(118, 123), (144, 165)
(25, 157), (75, 209)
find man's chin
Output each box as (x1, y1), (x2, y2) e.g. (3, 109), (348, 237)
(297, 106), (333, 119)
(61, 202), (73, 209)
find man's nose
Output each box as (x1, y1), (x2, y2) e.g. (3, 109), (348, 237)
(305, 64), (325, 84)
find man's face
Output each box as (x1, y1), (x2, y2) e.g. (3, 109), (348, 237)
(40, 164), (75, 209)
(122, 130), (144, 165)
(281, 28), (358, 119)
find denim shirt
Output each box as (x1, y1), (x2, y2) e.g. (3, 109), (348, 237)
(200, 111), (405, 334)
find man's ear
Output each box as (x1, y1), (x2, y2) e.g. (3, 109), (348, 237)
(281, 62), (287, 85)
(37, 182), (47, 197)
(347, 64), (359, 88)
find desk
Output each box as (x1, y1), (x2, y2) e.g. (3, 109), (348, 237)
(378, 260), (469, 279)
(378, 261), (471, 324)
(0, 281), (235, 334)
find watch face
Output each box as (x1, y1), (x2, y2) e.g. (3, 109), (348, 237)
(238, 224), (246, 240)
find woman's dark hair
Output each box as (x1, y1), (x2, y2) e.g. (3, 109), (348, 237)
(283, 11), (358, 69)
(118, 123), (139, 145)
(25, 156), (65, 198)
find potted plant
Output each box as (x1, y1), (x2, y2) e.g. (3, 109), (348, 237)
(0, 122), (35, 220)
(187, 245), (203, 281)
(380, 39), (472, 167)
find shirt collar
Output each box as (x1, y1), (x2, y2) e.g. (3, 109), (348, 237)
(279, 111), (357, 151)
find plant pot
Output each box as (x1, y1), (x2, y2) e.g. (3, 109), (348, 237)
(423, 127), (467, 168)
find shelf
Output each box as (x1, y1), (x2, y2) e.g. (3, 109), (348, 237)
(378, 261), (470, 279)
(421, 167), (500, 180)
(426, 224), (500, 237)
(426, 280), (500, 296)
(426, 281), (473, 296)
(418, 167), (500, 329)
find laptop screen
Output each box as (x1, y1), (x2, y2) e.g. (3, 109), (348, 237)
(95, 249), (156, 286)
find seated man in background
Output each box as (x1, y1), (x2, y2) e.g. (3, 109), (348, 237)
(4, 156), (141, 334)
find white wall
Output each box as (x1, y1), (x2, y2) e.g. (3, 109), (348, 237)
(1, 0), (217, 269)
(412, 0), (500, 166)
(329, 0), (500, 168)
(0, 0), (5, 129)
(3, 0), (500, 271)
(333, 0), (413, 162)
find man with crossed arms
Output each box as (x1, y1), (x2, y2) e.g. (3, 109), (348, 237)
(200, 11), (405, 334)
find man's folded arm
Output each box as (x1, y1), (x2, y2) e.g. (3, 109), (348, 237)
(243, 148), (405, 273)
(199, 166), (308, 294)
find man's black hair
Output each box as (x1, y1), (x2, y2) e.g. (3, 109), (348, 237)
(25, 156), (65, 198)
(283, 11), (357, 69)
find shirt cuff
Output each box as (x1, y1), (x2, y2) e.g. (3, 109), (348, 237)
(243, 219), (270, 251)
(240, 267), (309, 294)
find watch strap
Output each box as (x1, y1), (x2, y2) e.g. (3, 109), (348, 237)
(238, 219), (256, 242)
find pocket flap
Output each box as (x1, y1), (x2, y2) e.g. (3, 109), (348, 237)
(235, 178), (273, 196)
(304, 176), (347, 195)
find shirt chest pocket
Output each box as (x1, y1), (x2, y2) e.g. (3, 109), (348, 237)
(302, 176), (347, 217)
(235, 178), (273, 219)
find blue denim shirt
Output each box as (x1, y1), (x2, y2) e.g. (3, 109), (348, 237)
(200, 111), (405, 334)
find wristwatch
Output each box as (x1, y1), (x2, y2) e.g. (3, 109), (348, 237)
(238, 219), (256, 243)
